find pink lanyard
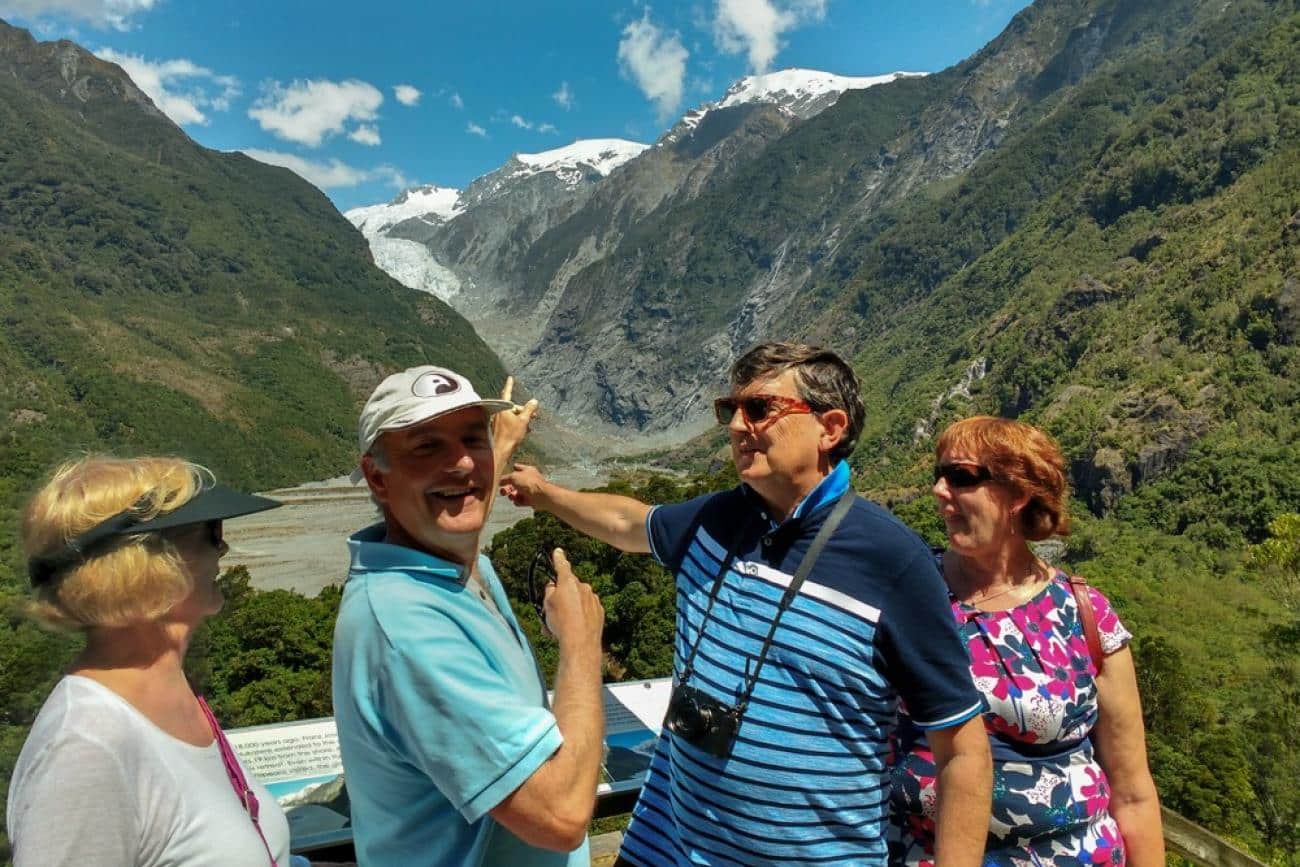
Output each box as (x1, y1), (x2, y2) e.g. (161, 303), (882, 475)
(197, 697), (278, 867)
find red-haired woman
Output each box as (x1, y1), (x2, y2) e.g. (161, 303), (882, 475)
(889, 417), (1163, 866)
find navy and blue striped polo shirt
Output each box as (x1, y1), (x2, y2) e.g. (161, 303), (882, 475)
(619, 462), (983, 866)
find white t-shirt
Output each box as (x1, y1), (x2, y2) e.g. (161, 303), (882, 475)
(7, 675), (293, 867)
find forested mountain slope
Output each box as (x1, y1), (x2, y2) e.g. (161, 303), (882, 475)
(528, 0), (1286, 433)
(0, 20), (505, 504)
(842, 1), (1300, 536)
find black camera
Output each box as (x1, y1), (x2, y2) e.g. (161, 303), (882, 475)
(665, 682), (742, 759)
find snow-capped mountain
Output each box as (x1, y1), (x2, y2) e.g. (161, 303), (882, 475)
(718, 68), (923, 112)
(457, 138), (647, 209)
(345, 185), (464, 299)
(347, 184), (462, 235)
(346, 140), (646, 239)
(345, 138), (648, 310)
(347, 67), (928, 398)
(347, 68), (908, 303)
(513, 139), (648, 183)
(348, 68), (916, 262)
(665, 68), (924, 143)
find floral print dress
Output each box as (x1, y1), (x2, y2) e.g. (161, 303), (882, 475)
(889, 571), (1132, 866)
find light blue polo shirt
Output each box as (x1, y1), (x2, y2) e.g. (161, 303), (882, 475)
(332, 524), (589, 867)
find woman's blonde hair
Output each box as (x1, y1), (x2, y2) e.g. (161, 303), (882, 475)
(936, 416), (1071, 541)
(22, 456), (210, 630)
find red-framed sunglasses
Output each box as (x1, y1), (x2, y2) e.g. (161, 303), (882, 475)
(933, 462), (995, 488)
(714, 393), (814, 428)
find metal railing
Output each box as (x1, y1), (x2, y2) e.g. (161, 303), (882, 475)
(584, 804), (1273, 867)
(307, 806), (1272, 867)
(1162, 807), (1269, 867)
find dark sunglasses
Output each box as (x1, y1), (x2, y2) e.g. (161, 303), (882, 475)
(933, 463), (995, 488)
(527, 544), (556, 628)
(714, 393), (814, 427)
(162, 519), (223, 549)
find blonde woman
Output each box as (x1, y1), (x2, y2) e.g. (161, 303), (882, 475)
(7, 456), (296, 867)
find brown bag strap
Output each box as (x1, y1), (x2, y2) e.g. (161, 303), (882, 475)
(1066, 574), (1105, 674)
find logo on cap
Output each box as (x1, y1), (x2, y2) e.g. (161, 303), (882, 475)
(411, 371), (460, 398)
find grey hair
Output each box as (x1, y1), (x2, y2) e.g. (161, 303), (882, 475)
(729, 342), (865, 461)
(366, 437), (391, 472)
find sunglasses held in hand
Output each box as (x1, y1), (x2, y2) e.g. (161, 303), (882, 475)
(527, 545), (556, 631)
(713, 393), (814, 428)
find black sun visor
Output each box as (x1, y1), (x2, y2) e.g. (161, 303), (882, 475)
(28, 485), (280, 586)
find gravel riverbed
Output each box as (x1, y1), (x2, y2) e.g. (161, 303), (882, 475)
(225, 463), (608, 597)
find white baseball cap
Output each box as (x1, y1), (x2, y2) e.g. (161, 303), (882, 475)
(353, 366), (512, 480)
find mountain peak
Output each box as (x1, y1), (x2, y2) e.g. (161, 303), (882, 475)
(665, 67), (925, 144)
(508, 138), (650, 183)
(717, 68), (926, 111)
(346, 184), (463, 234)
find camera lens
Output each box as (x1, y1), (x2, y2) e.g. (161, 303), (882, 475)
(673, 694), (712, 740)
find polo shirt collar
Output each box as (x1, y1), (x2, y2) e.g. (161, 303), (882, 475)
(793, 459), (850, 520)
(745, 459), (851, 531)
(348, 523), (471, 584)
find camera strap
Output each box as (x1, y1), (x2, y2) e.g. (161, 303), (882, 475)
(678, 488), (857, 712)
(734, 488), (856, 714)
(678, 517), (759, 684)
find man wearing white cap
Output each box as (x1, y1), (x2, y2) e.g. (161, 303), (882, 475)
(332, 365), (606, 867)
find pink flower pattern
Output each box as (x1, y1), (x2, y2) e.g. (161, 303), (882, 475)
(889, 572), (1133, 866)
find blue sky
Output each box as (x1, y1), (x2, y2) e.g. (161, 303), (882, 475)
(3, 0), (1032, 211)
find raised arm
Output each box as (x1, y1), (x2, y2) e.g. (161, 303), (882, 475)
(490, 377), (538, 489)
(500, 464), (652, 554)
(489, 548), (605, 851)
(1093, 646), (1164, 867)
(927, 716), (993, 867)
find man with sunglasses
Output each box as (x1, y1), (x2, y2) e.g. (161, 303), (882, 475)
(501, 342), (991, 866)
(332, 366), (607, 867)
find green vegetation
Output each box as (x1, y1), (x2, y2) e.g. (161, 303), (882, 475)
(188, 568), (340, 726)
(486, 469), (737, 684)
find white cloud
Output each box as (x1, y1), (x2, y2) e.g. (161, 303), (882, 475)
(1, 0), (157, 30)
(713, 0), (826, 72)
(538, 122), (558, 134)
(617, 11), (689, 122)
(348, 124), (382, 146)
(94, 48), (239, 126)
(249, 78), (383, 148)
(466, 121), (487, 137)
(510, 114), (533, 130)
(241, 149), (408, 190)
(450, 91), (464, 109)
(552, 81), (574, 110)
(393, 84), (421, 106)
